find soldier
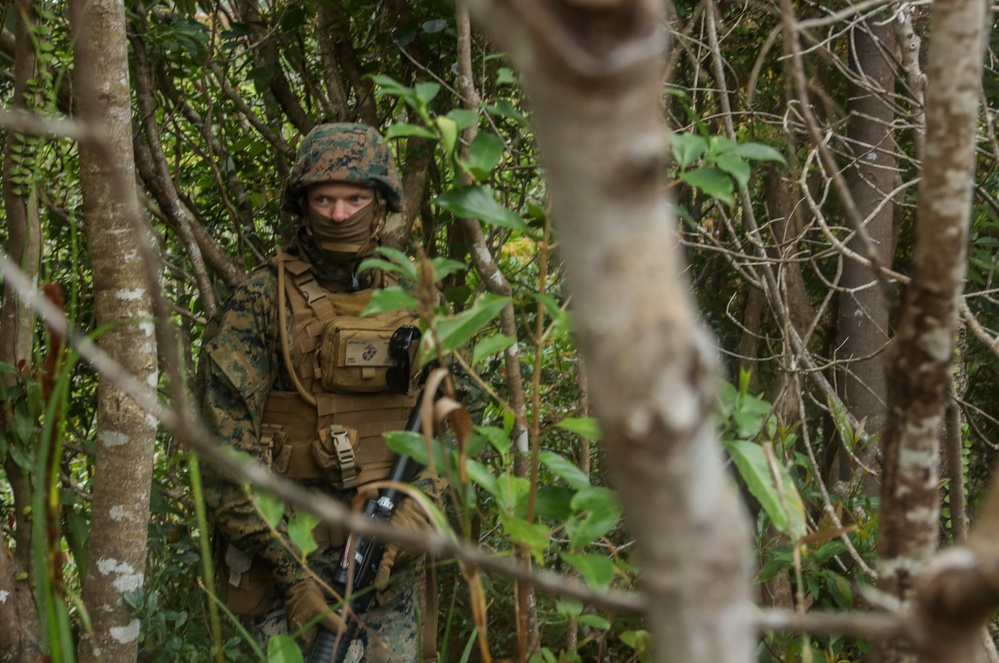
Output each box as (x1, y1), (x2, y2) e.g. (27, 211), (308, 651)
(197, 123), (442, 662)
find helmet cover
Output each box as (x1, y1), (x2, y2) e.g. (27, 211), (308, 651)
(281, 123), (404, 215)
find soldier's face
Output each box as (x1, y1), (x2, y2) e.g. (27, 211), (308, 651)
(307, 182), (376, 222)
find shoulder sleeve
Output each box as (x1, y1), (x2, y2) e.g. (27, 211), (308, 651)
(197, 268), (307, 589)
(202, 269), (280, 409)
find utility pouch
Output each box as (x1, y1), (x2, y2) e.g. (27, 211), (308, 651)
(312, 424), (360, 490)
(218, 544), (274, 617)
(317, 312), (416, 393)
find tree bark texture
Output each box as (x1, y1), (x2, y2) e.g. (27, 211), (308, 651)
(71, 0), (159, 661)
(455, 6), (538, 651)
(876, 1), (989, 661)
(0, 0), (44, 657)
(834, 19), (897, 488)
(461, 2), (756, 662)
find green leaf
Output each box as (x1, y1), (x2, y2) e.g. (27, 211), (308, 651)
(436, 116), (459, 158)
(464, 132), (505, 181)
(533, 292), (573, 337)
(65, 508), (89, 571)
(429, 257), (468, 282)
(731, 142), (786, 163)
(714, 154), (751, 190)
(533, 486), (575, 522)
(267, 635), (304, 663)
(433, 292), (511, 355)
(247, 66), (274, 93)
(361, 287), (420, 316)
(619, 630), (651, 653)
(561, 552), (615, 590)
(538, 450), (590, 490)
(827, 394), (857, 451)
(445, 108), (479, 131)
(554, 417), (601, 441)
(484, 99), (527, 124)
(465, 458), (501, 501)
(502, 476), (532, 515)
(287, 509), (319, 559)
(667, 132), (708, 169)
(708, 135), (738, 154)
(555, 598), (583, 617)
(366, 246), (418, 281)
(357, 257), (413, 281)
(679, 167), (734, 205)
(369, 74), (414, 101)
(9, 438), (33, 468)
(252, 490), (285, 528)
(432, 186), (528, 231)
(385, 430), (432, 466)
(566, 486), (622, 548)
(496, 66), (517, 86)
(421, 18), (447, 33)
(385, 123), (439, 141)
(415, 81), (441, 106)
(722, 439), (807, 541)
(500, 513), (550, 556)
(14, 408), (36, 444)
(471, 425), (511, 458)
(577, 614), (611, 630)
(472, 333), (517, 365)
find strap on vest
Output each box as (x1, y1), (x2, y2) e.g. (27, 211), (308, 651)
(276, 251), (317, 407)
(423, 558), (439, 663)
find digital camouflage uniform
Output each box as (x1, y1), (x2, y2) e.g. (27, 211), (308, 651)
(198, 123), (436, 662)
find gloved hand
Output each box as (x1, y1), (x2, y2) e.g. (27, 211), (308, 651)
(284, 578), (346, 649)
(373, 495), (434, 591)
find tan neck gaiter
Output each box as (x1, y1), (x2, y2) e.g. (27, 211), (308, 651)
(306, 199), (385, 263)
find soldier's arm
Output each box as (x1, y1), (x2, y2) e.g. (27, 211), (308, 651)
(198, 270), (308, 591)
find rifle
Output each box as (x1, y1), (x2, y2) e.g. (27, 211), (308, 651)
(307, 326), (431, 663)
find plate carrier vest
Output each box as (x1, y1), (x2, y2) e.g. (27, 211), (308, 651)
(261, 249), (420, 490)
(220, 249), (420, 618)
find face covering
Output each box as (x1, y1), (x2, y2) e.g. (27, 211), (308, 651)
(306, 199), (385, 263)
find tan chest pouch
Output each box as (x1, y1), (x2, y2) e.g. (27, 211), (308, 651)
(261, 390), (417, 490)
(317, 312), (417, 393)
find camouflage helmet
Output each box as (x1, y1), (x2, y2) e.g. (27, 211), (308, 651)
(281, 123), (404, 215)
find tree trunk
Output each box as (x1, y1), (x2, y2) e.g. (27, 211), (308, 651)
(454, 6), (537, 655)
(833, 19), (896, 491)
(462, 2), (756, 662)
(71, 0), (159, 661)
(0, 0), (44, 657)
(875, 1), (989, 661)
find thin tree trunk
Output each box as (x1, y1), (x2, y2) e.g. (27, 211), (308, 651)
(71, 0), (159, 660)
(875, 1), (989, 661)
(454, 6), (537, 657)
(834, 19), (896, 490)
(0, 0), (44, 656)
(462, 2), (755, 662)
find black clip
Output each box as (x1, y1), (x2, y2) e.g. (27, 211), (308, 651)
(387, 325), (421, 394)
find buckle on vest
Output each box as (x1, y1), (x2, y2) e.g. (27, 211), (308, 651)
(328, 425), (358, 489)
(297, 277), (328, 305)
